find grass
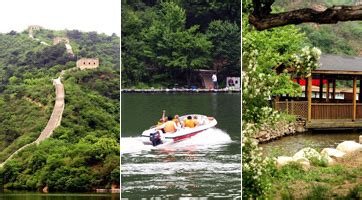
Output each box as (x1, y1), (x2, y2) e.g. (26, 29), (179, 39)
(269, 151), (362, 199)
(279, 113), (297, 123)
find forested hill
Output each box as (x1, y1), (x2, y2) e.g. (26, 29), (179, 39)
(0, 29), (120, 191)
(274, 0), (362, 56)
(122, 1), (241, 88)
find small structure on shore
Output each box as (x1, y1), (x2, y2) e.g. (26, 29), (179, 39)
(198, 69), (216, 89)
(275, 54), (362, 129)
(76, 58), (99, 70)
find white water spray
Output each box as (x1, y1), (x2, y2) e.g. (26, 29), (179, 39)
(121, 128), (232, 154)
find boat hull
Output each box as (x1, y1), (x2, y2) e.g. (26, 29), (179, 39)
(141, 114), (217, 146)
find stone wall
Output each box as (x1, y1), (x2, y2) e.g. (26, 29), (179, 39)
(76, 58), (99, 70)
(253, 119), (306, 143)
(53, 37), (70, 45)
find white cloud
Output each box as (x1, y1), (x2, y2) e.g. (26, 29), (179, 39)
(0, 0), (120, 35)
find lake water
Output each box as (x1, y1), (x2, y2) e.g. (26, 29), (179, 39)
(261, 130), (361, 157)
(0, 192), (119, 200)
(121, 93), (241, 199)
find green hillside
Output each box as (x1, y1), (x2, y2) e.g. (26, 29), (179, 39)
(0, 29), (119, 191)
(274, 0), (362, 56)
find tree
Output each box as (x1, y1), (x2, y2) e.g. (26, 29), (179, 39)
(248, 0), (362, 30)
(143, 2), (212, 87)
(242, 2), (322, 197)
(7, 30), (17, 35)
(243, 14), (308, 96)
(206, 20), (241, 79)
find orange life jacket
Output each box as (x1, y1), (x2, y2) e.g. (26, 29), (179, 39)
(184, 119), (195, 128)
(164, 121), (176, 133)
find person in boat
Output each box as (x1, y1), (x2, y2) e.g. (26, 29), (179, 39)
(157, 110), (167, 126)
(184, 116), (196, 128)
(173, 115), (182, 128)
(193, 116), (200, 126)
(158, 116), (178, 133)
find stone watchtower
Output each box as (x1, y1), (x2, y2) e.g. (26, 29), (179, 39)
(76, 58), (99, 70)
(28, 25), (42, 38)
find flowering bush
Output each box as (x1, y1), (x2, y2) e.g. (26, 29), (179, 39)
(242, 50), (280, 124)
(242, 50), (280, 198)
(242, 46), (321, 198)
(292, 46), (322, 78)
(242, 135), (275, 198)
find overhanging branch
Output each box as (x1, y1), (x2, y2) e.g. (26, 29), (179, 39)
(249, 5), (362, 30)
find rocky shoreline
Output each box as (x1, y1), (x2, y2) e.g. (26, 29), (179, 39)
(276, 140), (362, 169)
(253, 119), (307, 143)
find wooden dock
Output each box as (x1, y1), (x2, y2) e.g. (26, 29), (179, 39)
(307, 119), (362, 129)
(121, 88), (240, 93)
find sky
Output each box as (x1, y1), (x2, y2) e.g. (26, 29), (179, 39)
(0, 0), (121, 35)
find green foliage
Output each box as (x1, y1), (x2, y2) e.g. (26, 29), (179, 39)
(242, 136), (276, 198)
(0, 30), (119, 191)
(142, 2), (212, 87)
(69, 31), (120, 70)
(269, 163), (362, 198)
(122, 1), (240, 88)
(242, 9), (321, 199)
(300, 24), (355, 56)
(242, 14), (312, 97)
(206, 20), (241, 81)
(304, 185), (331, 200)
(279, 113), (297, 123)
(309, 156), (328, 167)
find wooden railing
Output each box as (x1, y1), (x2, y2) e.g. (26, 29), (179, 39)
(311, 103), (353, 119)
(275, 100), (308, 118)
(276, 100), (362, 120)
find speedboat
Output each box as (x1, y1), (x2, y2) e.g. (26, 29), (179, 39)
(141, 114), (217, 146)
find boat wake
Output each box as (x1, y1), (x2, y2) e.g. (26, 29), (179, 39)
(121, 128), (232, 154)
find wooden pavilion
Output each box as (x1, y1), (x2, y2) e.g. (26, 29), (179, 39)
(275, 54), (362, 128)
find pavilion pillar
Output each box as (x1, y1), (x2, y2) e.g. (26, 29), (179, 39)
(326, 80), (330, 102)
(308, 76), (312, 123)
(333, 79), (336, 100)
(319, 75), (323, 101)
(359, 78), (362, 103)
(305, 78), (308, 99)
(353, 77), (357, 121)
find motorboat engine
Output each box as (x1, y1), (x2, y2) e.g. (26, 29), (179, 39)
(150, 131), (162, 146)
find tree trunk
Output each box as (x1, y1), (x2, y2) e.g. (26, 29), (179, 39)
(187, 68), (192, 88)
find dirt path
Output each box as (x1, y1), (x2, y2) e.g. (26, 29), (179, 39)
(0, 77), (65, 167)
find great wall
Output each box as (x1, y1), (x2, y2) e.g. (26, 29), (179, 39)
(0, 26), (99, 167)
(0, 76), (64, 167)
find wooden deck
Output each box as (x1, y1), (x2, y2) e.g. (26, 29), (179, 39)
(307, 119), (362, 129)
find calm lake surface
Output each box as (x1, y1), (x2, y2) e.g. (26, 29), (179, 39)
(261, 130), (361, 156)
(121, 93), (241, 199)
(0, 192), (119, 200)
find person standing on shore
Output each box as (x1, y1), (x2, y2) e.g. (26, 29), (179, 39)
(212, 73), (218, 89)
